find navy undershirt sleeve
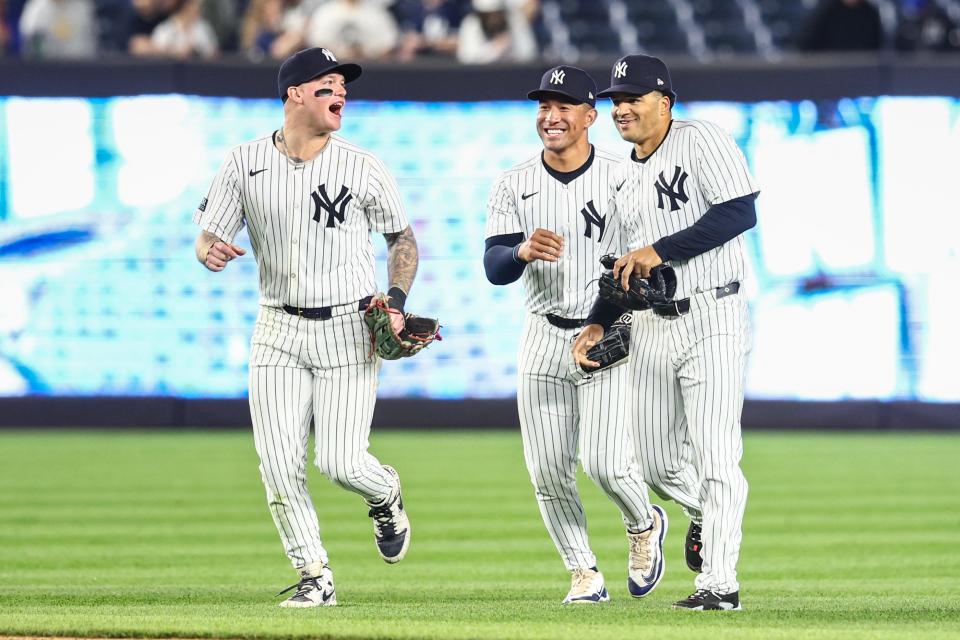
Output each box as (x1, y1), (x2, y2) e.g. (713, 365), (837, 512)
(484, 233), (526, 285)
(652, 192), (758, 262)
(586, 296), (623, 331)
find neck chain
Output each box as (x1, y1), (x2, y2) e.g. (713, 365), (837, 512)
(277, 128), (303, 164)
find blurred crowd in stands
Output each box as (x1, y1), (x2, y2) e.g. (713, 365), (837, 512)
(0, 0), (957, 62)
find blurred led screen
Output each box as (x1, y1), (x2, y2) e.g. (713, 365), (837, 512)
(0, 96), (957, 401)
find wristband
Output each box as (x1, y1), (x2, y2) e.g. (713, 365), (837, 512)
(387, 286), (407, 312)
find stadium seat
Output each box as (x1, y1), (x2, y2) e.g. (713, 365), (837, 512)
(621, 0), (689, 54)
(755, 0), (818, 50)
(567, 19), (622, 55)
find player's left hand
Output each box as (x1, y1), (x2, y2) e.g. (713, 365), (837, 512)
(614, 245), (662, 287)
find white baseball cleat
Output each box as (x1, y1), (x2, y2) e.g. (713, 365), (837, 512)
(277, 565), (337, 607)
(627, 504), (668, 598)
(562, 567), (610, 604)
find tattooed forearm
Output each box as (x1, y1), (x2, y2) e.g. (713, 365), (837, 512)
(384, 225), (419, 294)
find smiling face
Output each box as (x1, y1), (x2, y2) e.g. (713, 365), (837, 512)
(609, 91), (671, 146)
(289, 72), (347, 133)
(536, 98), (596, 154)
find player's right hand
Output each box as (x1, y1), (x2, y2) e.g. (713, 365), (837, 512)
(518, 228), (564, 263)
(572, 324), (605, 369)
(204, 241), (246, 272)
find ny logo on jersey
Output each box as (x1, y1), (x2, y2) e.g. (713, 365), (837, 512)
(580, 200), (605, 241)
(614, 61), (628, 78)
(311, 184), (353, 228)
(550, 69), (565, 84)
(654, 166), (689, 212)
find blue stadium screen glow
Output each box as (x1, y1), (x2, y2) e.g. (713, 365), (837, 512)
(0, 96), (957, 401)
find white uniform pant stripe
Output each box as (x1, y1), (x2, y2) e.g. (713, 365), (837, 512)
(247, 306), (395, 573)
(631, 312), (703, 518)
(682, 308), (750, 594)
(519, 314), (653, 571)
(250, 365), (326, 569)
(251, 362), (394, 572)
(580, 369), (652, 529)
(632, 294), (750, 593)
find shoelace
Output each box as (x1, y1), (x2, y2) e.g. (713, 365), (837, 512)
(628, 530), (653, 572)
(276, 576), (320, 598)
(368, 497), (399, 538)
(685, 588), (716, 602)
(570, 568), (597, 594)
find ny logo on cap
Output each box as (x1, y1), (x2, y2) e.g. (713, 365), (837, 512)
(657, 78), (664, 86)
(321, 48), (336, 61)
(614, 61), (628, 79)
(550, 69), (565, 85)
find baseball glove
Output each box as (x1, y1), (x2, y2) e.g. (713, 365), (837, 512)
(598, 254), (677, 310)
(363, 294), (440, 360)
(581, 311), (633, 373)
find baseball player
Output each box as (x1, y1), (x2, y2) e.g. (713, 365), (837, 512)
(484, 65), (667, 604)
(574, 54), (759, 611)
(194, 47), (418, 607)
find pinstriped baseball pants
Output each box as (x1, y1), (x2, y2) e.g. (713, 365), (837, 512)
(631, 292), (750, 594)
(248, 305), (396, 571)
(518, 313), (654, 571)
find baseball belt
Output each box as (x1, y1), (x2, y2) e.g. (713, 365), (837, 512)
(545, 313), (587, 330)
(652, 281), (740, 318)
(283, 295), (373, 321)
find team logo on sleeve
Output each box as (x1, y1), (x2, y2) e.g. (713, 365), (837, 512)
(654, 166), (689, 212)
(311, 184), (353, 228)
(580, 200), (605, 241)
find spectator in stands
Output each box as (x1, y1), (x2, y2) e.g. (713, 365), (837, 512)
(456, 0), (536, 63)
(797, 0), (884, 51)
(202, 0), (241, 52)
(127, 0), (178, 56)
(18, 0), (97, 58)
(151, 0), (219, 58)
(395, 0), (468, 61)
(0, 0), (14, 56)
(305, 0), (399, 60)
(240, 0), (315, 60)
(895, 0), (960, 51)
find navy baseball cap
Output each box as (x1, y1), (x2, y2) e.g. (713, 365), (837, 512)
(597, 54), (676, 104)
(527, 65), (597, 107)
(277, 47), (362, 101)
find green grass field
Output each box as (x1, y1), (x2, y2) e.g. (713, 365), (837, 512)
(1, 429), (959, 640)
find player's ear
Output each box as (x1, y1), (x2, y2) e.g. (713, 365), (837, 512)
(584, 106), (597, 127)
(287, 85), (303, 104)
(659, 94), (670, 116)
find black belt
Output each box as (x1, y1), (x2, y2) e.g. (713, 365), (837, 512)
(283, 296), (372, 320)
(652, 282), (740, 318)
(545, 313), (587, 330)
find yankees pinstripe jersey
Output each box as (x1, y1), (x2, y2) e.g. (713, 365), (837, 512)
(606, 119), (758, 299)
(194, 132), (409, 308)
(486, 147), (625, 318)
